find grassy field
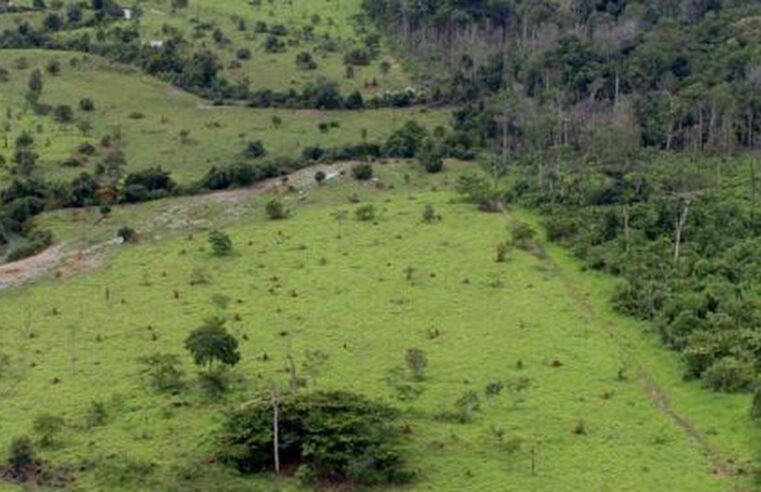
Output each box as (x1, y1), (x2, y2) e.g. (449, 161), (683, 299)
(0, 49), (448, 184)
(0, 162), (757, 491)
(135, 0), (410, 95)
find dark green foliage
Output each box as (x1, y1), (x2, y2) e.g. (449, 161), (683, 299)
(217, 391), (413, 485)
(122, 167), (175, 202)
(78, 98), (95, 111)
(383, 121), (427, 158)
(208, 230), (233, 256)
(184, 317), (240, 370)
(7, 436), (35, 471)
(53, 105), (74, 123)
(295, 51), (317, 70)
(117, 226), (138, 243)
(243, 140), (266, 159)
(351, 163), (373, 181)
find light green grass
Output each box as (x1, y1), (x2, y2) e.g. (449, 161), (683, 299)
(0, 163), (754, 491)
(135, 0), (409, 94)
(0, 50), (448, 184)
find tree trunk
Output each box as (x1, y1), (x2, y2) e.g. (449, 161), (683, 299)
(623, 205), (630, 253)
(673, 202), (690, 263)
(272, 386), (280, 474)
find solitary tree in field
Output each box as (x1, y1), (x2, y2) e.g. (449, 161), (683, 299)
(184, 317), (241, 371)
(28, 69), (43, 94)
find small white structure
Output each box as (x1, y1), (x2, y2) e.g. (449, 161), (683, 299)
(123, 8), (133, 20)
(149, 40), (164, 48)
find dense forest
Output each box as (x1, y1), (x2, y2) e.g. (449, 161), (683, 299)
(363, 0), (761, 155)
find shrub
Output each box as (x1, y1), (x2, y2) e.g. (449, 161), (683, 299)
(344, 47), (372, 66)
(352, 163), (373, 181)
(421, 204), (438, 223)
(510, 222), (536, 250)
(235, 48), (252, 60)
(314, 171), (326, 184)
(85, 400), (108, 428)
(296, 51), (317, 70)
(495, 241), (512, 263)
(117, 226), (138, 243)
(420, 147), (444, 173)
(702, 356), (753, 392)
(355, 204), (376, 222)
(53, 105), (74, 123)
(208, 230), (233, 256)
(7, 436), (36, 471)
(124, 167), (175, 193)
(217, 391), (413, 485)
(79, 98), (95, 111)
(77, 142), (96, 155)
(265, 199), (288, 220)
(404, 348), (427, 380)
(751, 383), (761, 420)
(138, 353), (185, 392)
(32, 414), (65, 447)
(244, 140), (266, 159)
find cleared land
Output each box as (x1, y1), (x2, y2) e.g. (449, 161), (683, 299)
(0, 162), (756, 491)
(0, 49), (447, 184)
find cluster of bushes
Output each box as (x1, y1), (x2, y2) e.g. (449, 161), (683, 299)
(217, 391), (413, 486)
(301, 120), (476, 170)
(199, 158), (300, 191)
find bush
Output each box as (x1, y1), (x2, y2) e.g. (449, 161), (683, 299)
(351, 163), (373, 181)
(421, 204), (438, 223)
(79, 97), (95, 111)
(702, 357), (753, 392)
(235, 48), (251, 60)
(265, 199), (288, 220)
(138, 353), (184, 392)
(510, 222), (536, 250)
(7, 436), (36, 471)
(344, 47), (372, 66)
(404, 348), (427, 380)
(217, 391), (413, 485)
(244, 140), (266, 159)
(124, 167), (175, 193)
(33, 414), (65, 447)
(355, 204), (376, 222)
(53, 105), (74, 123)
(208, 230), (233, 256)
(117, 226), (138, 243)
(314, 171), (326, 184)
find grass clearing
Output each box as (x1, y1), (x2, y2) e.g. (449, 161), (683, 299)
(0, 163), (754, 490)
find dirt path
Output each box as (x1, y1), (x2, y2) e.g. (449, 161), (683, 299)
(544, 253), (739, 485)
(0, 162), (359, 289)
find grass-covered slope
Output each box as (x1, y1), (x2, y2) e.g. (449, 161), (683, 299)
(0, 163), (755, 490)
(0, 49), (447, 184)
(137, 0), (410, 95)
